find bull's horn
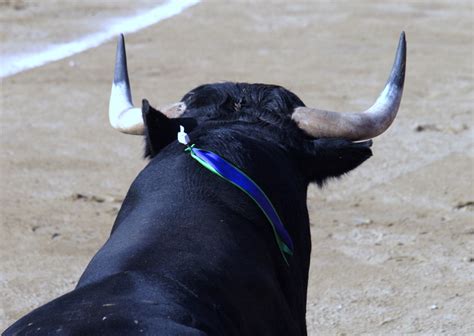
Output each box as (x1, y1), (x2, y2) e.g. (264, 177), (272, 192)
(109, 34), (144, 135)
(109, 34), (186, 135)
(292, 32), (406, 140)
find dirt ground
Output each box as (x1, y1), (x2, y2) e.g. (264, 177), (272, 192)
(1, 1), (473, 334)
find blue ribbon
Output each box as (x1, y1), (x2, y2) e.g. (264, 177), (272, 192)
(185, 146), (294, 264)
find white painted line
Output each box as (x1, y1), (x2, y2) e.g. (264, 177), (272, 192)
(0, 0), (200, 78)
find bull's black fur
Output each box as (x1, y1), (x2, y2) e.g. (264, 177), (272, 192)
(5, 82), (372, 336)
(144, 82), (308, 159)
(145, 82), (372, 186)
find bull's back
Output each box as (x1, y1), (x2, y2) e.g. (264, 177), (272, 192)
(4, 271), (226, 335)
(6, 150), (306, 335)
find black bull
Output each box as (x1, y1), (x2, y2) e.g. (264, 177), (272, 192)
(5, 34), (405, 335)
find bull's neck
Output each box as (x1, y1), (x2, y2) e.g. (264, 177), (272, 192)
(188, 128), (307, 196)
(183, 128), (311, 294)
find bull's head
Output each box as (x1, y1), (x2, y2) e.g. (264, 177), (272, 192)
(108, 33), (405, 184)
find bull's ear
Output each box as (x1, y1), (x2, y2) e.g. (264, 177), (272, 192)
(301, 138), (373, 186)
(142, 99), (196, 158)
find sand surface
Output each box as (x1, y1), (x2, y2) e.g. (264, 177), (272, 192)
(1, 1), (473, 334)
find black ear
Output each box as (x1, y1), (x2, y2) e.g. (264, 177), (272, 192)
(301, 138), (373, 186)
(142, 99), (197, 158)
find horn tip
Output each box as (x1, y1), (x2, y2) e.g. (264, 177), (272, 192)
(399, 31), (406, 55)
(116, 33), (125, 51)
(113, 33), (129, 85)
(387, 31), (406, 89)
(117, 33), (125, 47)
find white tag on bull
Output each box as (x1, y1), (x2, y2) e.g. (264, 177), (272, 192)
(177, 125), (190, 145)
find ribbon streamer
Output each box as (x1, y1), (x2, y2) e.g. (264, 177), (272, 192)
(185, 145), (294, 264)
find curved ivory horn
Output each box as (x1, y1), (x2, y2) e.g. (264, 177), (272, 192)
(292, 32), (406, 140)
(109, 34), (186, 135)
(109, 34), (144, 135)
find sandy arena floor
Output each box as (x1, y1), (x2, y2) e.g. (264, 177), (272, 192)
(1, 1), (473, 334)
